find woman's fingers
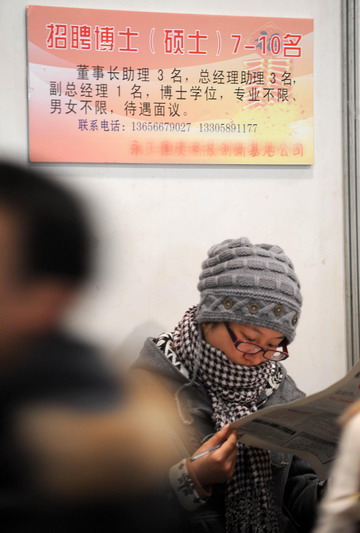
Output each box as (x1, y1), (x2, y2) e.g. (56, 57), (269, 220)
(189, 427), (238, 486)
(214, 430), (237, 460)
(227, 444), (238, 466)
(195, 423), (232, 454)
(208, 423), (230, 445)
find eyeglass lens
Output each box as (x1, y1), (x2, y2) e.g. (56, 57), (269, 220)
(236, 342), (285, 361)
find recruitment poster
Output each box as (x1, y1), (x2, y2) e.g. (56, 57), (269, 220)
(27, 6), (313, 164)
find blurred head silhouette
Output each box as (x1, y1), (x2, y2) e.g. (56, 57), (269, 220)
(0, 161), (91, 354)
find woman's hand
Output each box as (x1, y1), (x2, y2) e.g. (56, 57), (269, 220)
(339, 399), (360, 426)
(188, 424), (238, 489)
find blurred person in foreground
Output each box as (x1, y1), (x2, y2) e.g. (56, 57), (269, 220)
(314, 400), (360, 533)
(0, 162), (184, 532)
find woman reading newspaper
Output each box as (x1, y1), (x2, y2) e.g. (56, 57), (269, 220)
(131, 238), (327, 532)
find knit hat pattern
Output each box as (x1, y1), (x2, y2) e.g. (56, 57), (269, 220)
(196, 237), (302, 343)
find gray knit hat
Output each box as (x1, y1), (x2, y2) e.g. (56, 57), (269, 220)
(196, 237), (302, 344)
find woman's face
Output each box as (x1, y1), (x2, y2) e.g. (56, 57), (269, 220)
(202, 322), (285, 366)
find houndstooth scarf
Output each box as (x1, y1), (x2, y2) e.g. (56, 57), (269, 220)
(173, 306), (280, 533)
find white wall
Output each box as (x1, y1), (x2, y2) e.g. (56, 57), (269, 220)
(0, 0), (345, 394)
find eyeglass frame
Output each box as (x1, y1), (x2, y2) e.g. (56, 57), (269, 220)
(224, 322), (289, 362)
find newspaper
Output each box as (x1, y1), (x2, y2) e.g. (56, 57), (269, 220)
(230, 360), (360, 479)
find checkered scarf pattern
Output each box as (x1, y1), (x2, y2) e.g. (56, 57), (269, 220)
(173, 306), (280, 533)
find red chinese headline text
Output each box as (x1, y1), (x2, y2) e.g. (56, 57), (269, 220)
(45, 23), (303, 57)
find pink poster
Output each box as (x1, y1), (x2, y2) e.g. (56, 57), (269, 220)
(27, 6), (313, 164)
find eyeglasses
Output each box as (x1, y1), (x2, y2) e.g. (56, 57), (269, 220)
(224, 322), (289, 362)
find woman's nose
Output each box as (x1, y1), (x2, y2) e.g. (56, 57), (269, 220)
(243, 352), (265, 365)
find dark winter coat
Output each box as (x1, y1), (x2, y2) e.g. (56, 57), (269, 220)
(132, 337), (327, 533)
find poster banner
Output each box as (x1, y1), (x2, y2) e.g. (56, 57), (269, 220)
(27, 6), (313, 164)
